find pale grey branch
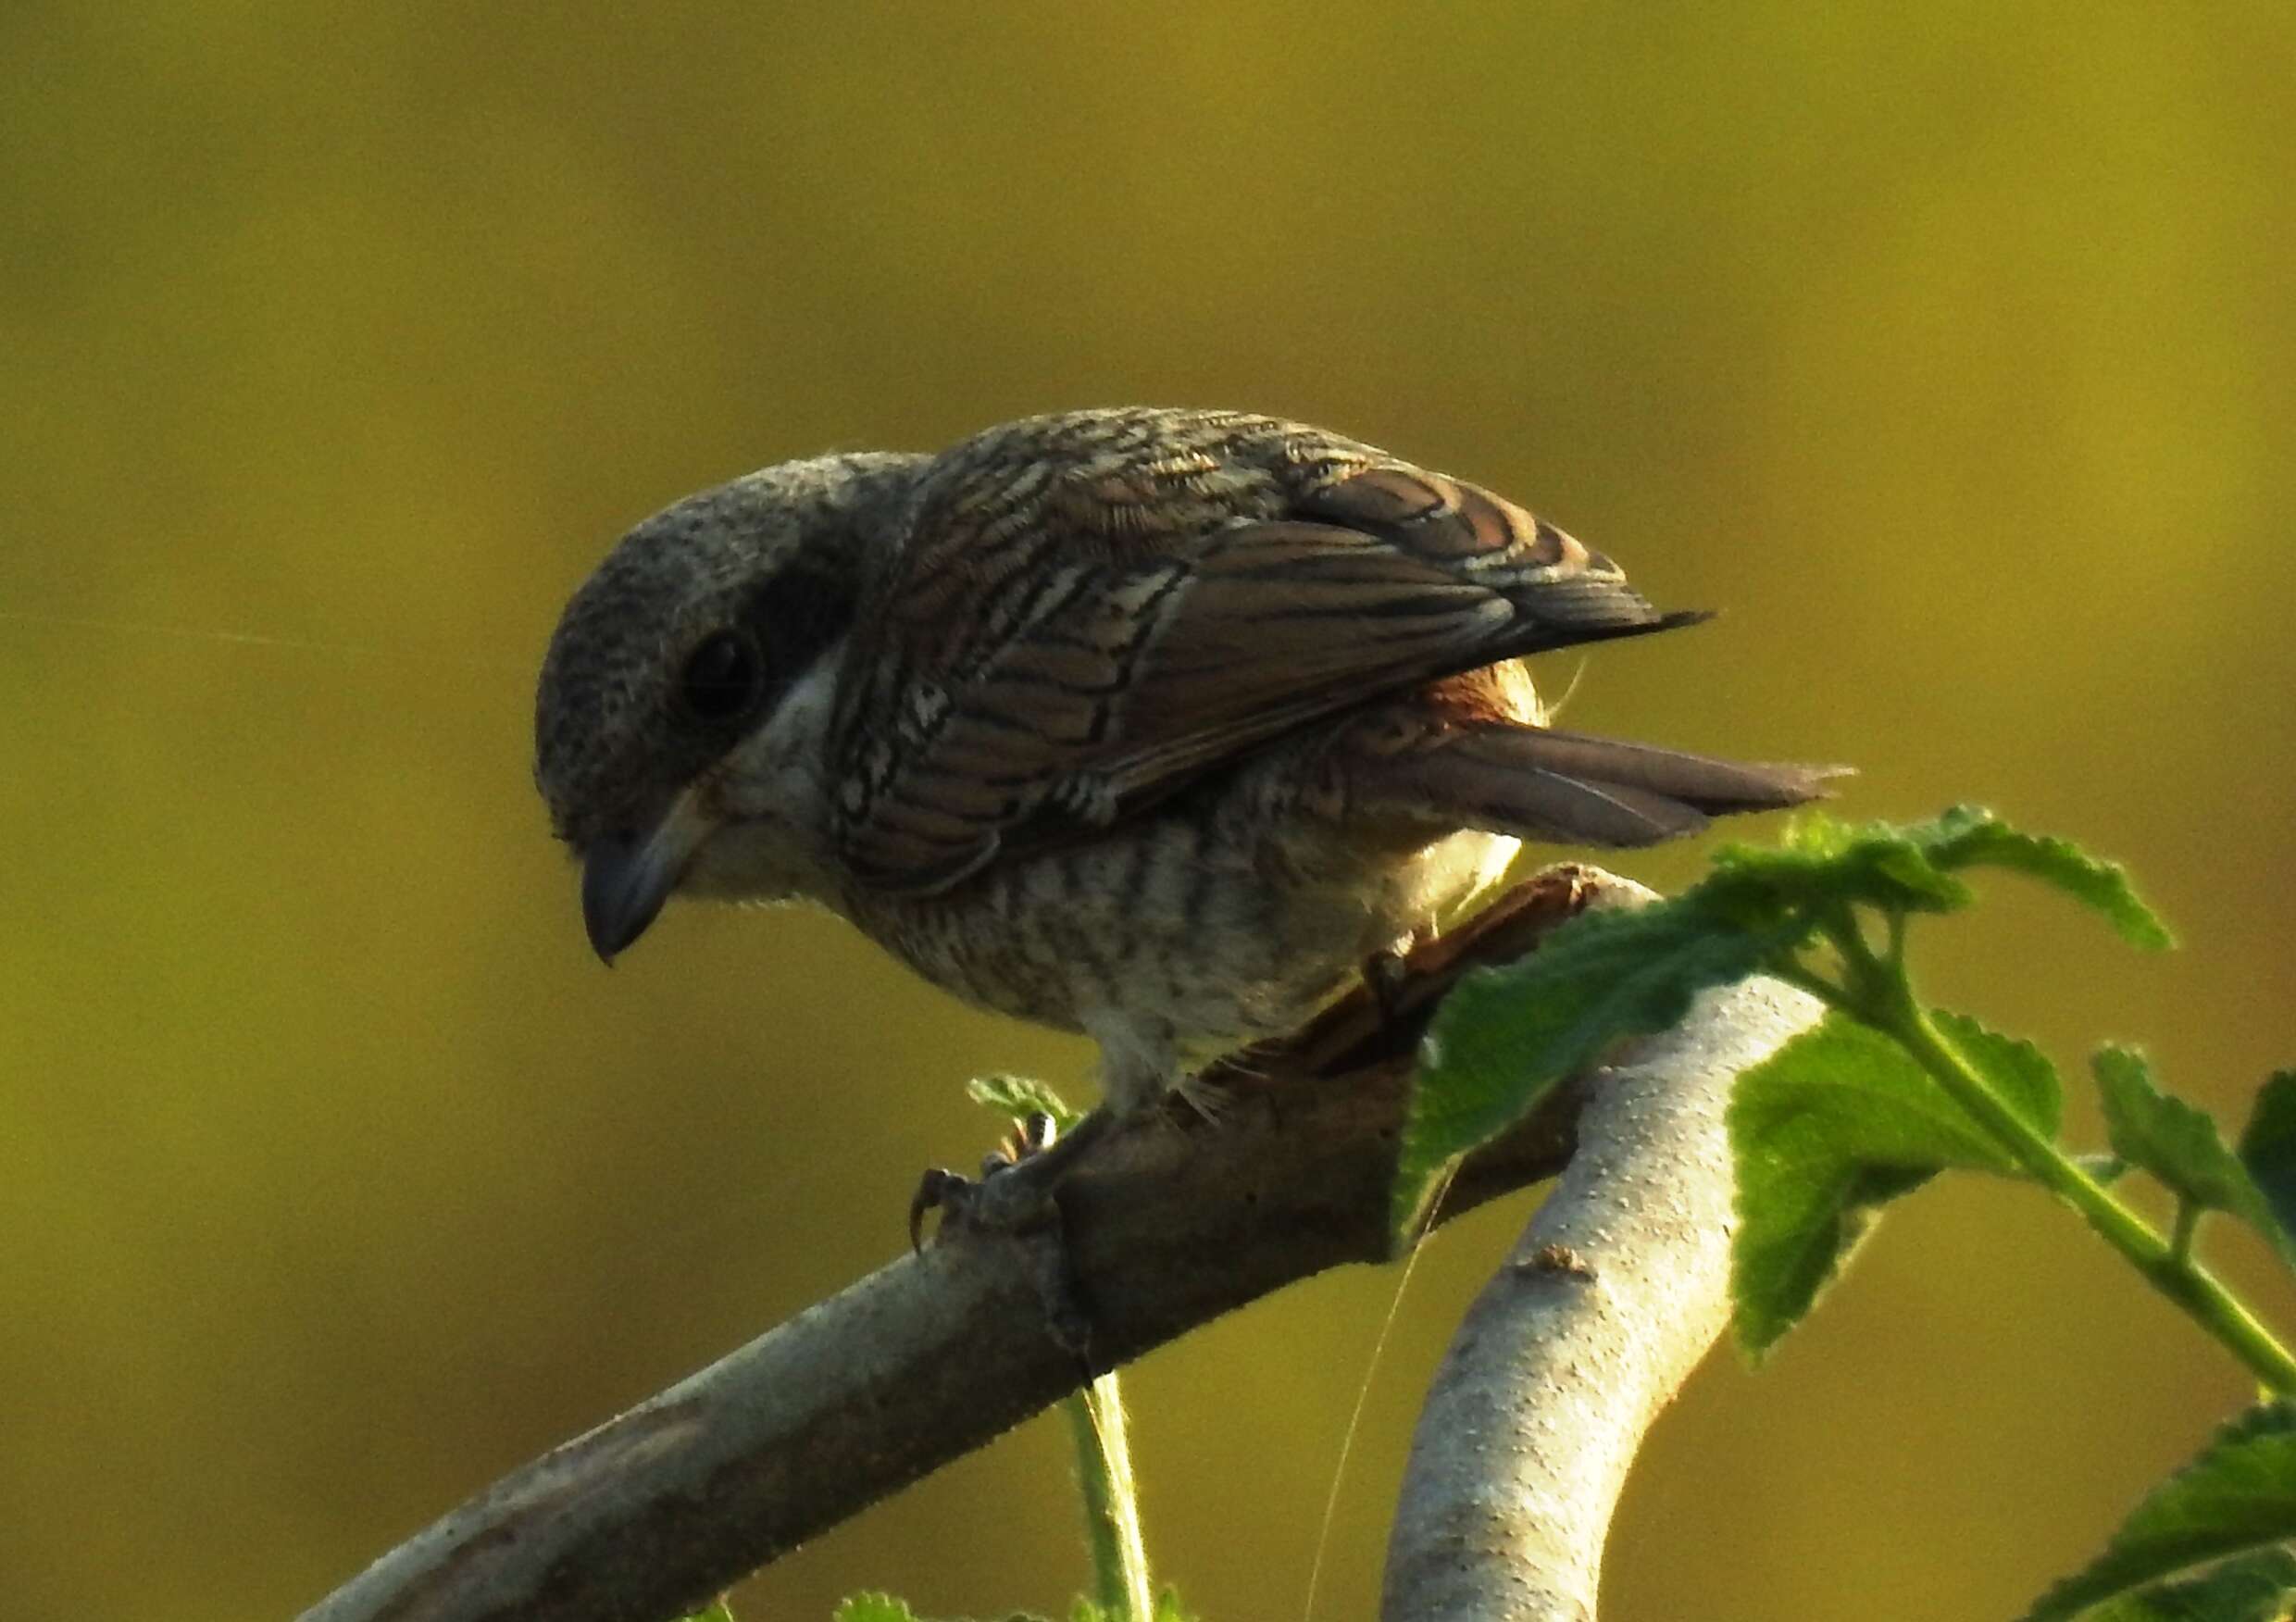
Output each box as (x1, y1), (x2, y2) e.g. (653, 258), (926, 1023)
(1379, 955), (1824, 1622)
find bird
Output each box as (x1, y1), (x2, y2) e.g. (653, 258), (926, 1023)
(534, 406), (1837, 1222)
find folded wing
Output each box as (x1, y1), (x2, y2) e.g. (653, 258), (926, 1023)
(829, 409), (1698, 892)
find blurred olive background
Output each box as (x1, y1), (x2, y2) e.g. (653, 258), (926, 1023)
(5, 5), (2292, 1619)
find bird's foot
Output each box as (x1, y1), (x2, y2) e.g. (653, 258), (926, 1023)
(909, 1109), (1105, 1360)
(908, 1107), (1112, 1251)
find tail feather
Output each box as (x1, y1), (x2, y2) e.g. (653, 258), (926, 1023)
(1360, 722), (1847, 849)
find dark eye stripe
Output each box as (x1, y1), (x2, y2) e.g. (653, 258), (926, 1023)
(744, 568), (855, 715)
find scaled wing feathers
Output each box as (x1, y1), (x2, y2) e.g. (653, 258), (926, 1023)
(830, 410), (1683, 892)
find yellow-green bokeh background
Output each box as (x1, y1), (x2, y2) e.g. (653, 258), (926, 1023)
(6, 6), (2292, 1618)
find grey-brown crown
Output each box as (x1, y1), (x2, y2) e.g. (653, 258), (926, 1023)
(533, 452), (924, 846)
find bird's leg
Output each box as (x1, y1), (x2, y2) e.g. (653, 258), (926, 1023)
(1363, 944), (1412, 1027)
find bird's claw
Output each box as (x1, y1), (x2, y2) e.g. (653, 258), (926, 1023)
(908, 1166), (965, 1253)
(907, 1108), (1078, 1252)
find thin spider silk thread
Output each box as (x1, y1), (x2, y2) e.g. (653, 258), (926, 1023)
(0, 609), (521, 671)
(1298, 1160), (1459, 1622)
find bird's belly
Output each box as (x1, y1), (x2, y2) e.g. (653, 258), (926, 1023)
(846, 817), (1520, 1058)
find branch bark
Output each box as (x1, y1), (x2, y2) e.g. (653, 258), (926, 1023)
(297, 867), (1816, 1622)
(1379, 967), (1823, 1621)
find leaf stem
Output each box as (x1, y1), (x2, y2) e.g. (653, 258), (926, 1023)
(1064, 1373), (1154, 1622)
(1766, 954), (1855, 1014)
(2169, 1199), (2200, 1266)
(1878, 989), (2296, 1394)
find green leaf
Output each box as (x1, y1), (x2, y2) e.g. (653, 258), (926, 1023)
(1709, 812), (1973, 918)
(1939, 1006), (2064, 1136)
(677, 1603), (736, 1622)
(1918, 805), (2174, 950)
(2022, 1402), (2296, 1620)
(1778, 810), (1858, 857)
(967, 1073), (1082, 1134)
(1393, 808), (2149, 1255)
(834, 1597), (924, 1622)
(1393, 894), (1795, 1241)
(2093, 1049), (2292, 1262)
(2240, 1071), (2296, 1253)
(1730, 1009), (2061, 1357)
(832, 1595), (1048, 1622)
(1716, 805), (2175, 951)
(2078, 1546), (2296, 1621)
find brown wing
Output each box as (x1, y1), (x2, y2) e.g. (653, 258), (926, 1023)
(828, 407), (1693, 892)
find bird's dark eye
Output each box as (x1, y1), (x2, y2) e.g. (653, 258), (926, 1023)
(677, 630), (764, 723)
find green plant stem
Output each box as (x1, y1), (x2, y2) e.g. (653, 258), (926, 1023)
(1064, 1373), (1153, 1622)
(1877, 987), (2296, 1394)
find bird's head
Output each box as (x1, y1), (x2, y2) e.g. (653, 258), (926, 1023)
(533, 452), (924, 962)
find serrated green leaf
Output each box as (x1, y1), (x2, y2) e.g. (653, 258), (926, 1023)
(2094, 1049), (2292, 1263)
(2240, 1072), (2296, 1255)
(2078, 1546), (2296, 1622)
(1392, 896), (1793, 1241)
(1719, 805), (2174, 950)
(1730, 1008), (2061, 1357)
(1779, 810), (1858, 857)
(1873, 842), (1970, 906)
(2022, 1402), (2296, 1620)
(1940, 1007), (2064, 1137)
(833, 1595), (1045, 1622)
(1919, 805), (2174, 950)
(966, 1073), (1081, 1134)
(834, 1596), (924, 1622)
(1708, 821), (1972, 917)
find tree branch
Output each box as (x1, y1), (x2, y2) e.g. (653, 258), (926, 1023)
(1380, 963), (1823, 1621)
(297, 867), (1813, 1622)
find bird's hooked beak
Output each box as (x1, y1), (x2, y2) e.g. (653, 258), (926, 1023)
(581, 788), (718, 964)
